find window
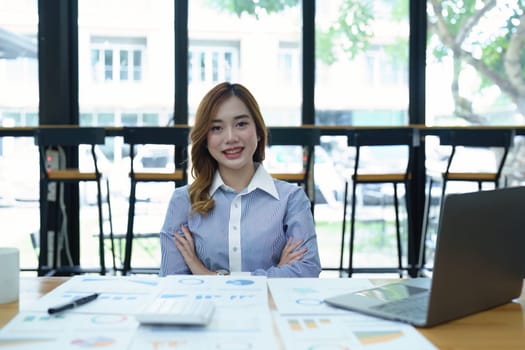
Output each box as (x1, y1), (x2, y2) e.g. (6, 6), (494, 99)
(104, 49), (113, 80)
(90, 36), (146, 83)
(2, 111), (38, 126)
(133, 50), (142, 80)
(80, 112), (115, 126)
(119, 50), (128, 80)
(78, 1), (175, 272)
(188, 42), (239, 85)
(122, 113), (138, 126)
(364, 47), (406, 87)
(315, 0), (409, 125)
(0, 0), (39, 271)
(278, 42), (300, 86)
(426, 1), (523, 126)
(188, 0), (302, 126)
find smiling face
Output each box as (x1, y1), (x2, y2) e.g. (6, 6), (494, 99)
(206, 95), (259, 183)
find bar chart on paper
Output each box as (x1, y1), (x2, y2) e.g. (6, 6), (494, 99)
(286, 317), (333, 331)
(275, 314), (437, 350)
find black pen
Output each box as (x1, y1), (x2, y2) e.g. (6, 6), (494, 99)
(48, 293), (99, 315)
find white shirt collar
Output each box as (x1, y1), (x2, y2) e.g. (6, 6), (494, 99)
(209, 163), (279, 199)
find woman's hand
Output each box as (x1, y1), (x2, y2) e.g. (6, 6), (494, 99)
(173, 225), (215, 275)
(278, 237), (307, 267)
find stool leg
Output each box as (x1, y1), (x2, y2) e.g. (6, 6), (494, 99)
(404, 179), (413, 276)
(96, 178), (106, 275)
(105, 179), (116, 272)
(393, 183), (402, 277)
(419, 177), (433, 274)
(123, 178), (137, 275)
(38, 178), (50, 276)
(52, 181), (61, 270)
(440, 178), (447, 209)
(339, 181), (349, 276)
(348, 179), (358, 277)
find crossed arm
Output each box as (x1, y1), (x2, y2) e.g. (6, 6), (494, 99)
(173, 224), (307, 275)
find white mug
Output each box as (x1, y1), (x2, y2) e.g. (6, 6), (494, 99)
(0, 247), (20, 304)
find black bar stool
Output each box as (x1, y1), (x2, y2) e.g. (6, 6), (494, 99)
(122, 126), (189, 275)
(419, 128), (514, 272)
(267, 126), (321, 211)
(340, 128), (418, 277)
(35, 127), (113, 276)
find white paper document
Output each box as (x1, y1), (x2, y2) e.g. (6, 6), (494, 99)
(24, 275), (268, 315)
(274, 312), (437, 350)
(268, 277), (374, 315)
(0, 311), (137, 350)
(129, 307), (278, 350)
(269, 278), (437, 350)
(0, 275), (275, 349)
(23, 275), (162, 315)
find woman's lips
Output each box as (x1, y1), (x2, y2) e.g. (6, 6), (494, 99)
(223, 147), (243, 158)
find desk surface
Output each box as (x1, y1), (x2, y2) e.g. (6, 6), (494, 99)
(1, 277), (524, 349)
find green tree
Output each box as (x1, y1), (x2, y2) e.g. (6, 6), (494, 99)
(205, 0), (299, 19)
(428, 0), (525, 124)
(209, 0), (525, 124)
(207, 0), (374, 64)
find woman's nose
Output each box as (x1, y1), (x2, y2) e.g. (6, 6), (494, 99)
(225, 127), (238, 142)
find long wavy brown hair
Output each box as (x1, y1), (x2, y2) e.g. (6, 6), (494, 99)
(189, 82), (267, 215)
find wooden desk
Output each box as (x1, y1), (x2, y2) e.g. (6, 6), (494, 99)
(1, 277), (524, 349)
(0, 277), (64, 327)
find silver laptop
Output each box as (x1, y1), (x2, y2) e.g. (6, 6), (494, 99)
(325, 186), (525, 327)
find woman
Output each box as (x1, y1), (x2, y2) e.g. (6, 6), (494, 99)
(159, 82), (321, 277)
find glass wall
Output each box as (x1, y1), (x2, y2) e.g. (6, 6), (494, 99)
(315, 0), (410, 271)
(423, 0), (525, 267)
(3, 0), (522, 274)
(77, 0), (302, 272)
(0, 0), (39, 270)
(426, 0), (524, 126)
(425, 0), (525, 188)
(78, 0), (175, 143)
(188, 0), (302, 126)
(77, 0), (175, 270)
(315, 0), (409, 127)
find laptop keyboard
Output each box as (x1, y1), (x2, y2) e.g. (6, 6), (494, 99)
(371, 293), (429, 320)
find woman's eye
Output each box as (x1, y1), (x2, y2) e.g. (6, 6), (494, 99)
(210, 125), (222, 132)
(237, 121), (248, 128)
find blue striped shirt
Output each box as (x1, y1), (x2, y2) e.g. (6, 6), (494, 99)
(159, 164), (321, 277)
